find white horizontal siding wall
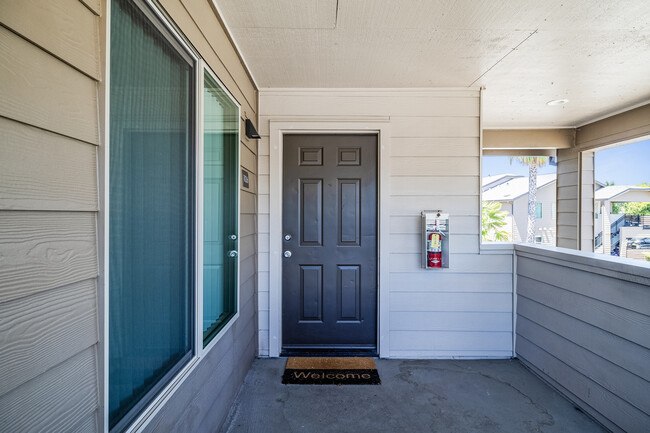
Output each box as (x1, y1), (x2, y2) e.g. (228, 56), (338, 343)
(258, 89), (513, 358)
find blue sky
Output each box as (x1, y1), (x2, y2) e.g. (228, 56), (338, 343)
(483, 138), (650, 186)
(594, 139), (650, 185)
(483, 156), (557, 178)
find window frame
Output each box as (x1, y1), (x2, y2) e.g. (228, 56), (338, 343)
(103, 1), (242, 431)
(197, 63), (242, 355)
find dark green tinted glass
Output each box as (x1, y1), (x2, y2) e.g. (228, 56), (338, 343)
(109, 0), (194, 429)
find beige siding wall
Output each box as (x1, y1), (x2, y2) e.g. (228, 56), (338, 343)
(1, 0), (258, 430)
(556, 149), (595, 251)
(556, 148), (580, 249)
(258, 89), (513, 358)
(580, 152), (595, 252)
(0, 0), (102, 431)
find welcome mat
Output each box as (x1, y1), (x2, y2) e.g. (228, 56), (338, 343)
(282, 357), (381, 385)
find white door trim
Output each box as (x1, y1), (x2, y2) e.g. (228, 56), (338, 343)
(267, 118), (391, 358)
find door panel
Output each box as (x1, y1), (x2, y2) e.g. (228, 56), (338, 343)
(339, 179), (360, 245)
(300, 179), (323, 246)
(300, 265), (323, 321)
(282, 134), (377, 351)
(338, 265), (360, 321)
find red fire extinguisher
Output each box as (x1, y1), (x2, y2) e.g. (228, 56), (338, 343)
(427, 232), (442, 268)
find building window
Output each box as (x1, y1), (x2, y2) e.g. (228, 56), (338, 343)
(536, 203), (543, 219)
(202, 70), (239, 346)
(108, 0), (241, 429)
(535, 236), (543, 244)
(109, 0), (195, 429)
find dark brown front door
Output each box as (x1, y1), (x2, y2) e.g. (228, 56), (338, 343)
(282, 134), (377, 352)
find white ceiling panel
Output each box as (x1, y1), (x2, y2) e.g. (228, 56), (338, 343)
(229, 26), (529, 87)
(215, 0), (650, 127)
(217, 0), (337, 29)
(336, 0), (648, 31)
(479, 28), (650, 126)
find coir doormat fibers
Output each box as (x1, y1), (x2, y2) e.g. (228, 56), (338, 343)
(282, 357), (381, 385)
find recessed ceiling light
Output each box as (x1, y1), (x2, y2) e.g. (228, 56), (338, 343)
(547, 99), (569, 106)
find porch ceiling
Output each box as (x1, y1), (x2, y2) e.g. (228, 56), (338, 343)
(214, 0), (650, 128)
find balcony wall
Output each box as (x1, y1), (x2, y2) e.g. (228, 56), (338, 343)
(515, 244), (650, 433)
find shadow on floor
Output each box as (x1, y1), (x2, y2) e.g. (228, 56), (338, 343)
(219, 358), (604, 433)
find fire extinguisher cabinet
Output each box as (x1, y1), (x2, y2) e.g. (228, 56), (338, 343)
(422, 210), (450, 269)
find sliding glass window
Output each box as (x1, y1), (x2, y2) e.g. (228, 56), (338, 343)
(109, 0), (194, 430)
(202, 71), (239, 346)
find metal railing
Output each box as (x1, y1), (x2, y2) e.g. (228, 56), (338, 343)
(624, 214), (641, 227)
(611, 215), (626, 234)
(609, 215), (642, 249)
(595, 215), (642, 250)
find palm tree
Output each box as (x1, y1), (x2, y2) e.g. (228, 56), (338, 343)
(482, 201), (511, 242)
(510, 156), (549, 243)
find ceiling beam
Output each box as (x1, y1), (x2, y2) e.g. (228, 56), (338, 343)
(483, 149), (556, 157)
(483, 129), (575, 150)
(576, 103), (650, 151)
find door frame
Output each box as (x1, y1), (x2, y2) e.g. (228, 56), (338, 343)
(267, 118), (391, 358)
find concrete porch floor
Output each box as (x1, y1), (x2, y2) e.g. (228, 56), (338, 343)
(219, 358), (605, 433)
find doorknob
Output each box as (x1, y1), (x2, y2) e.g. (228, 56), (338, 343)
(283, 250), (292, 258)
(228, 250), (238, 258)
